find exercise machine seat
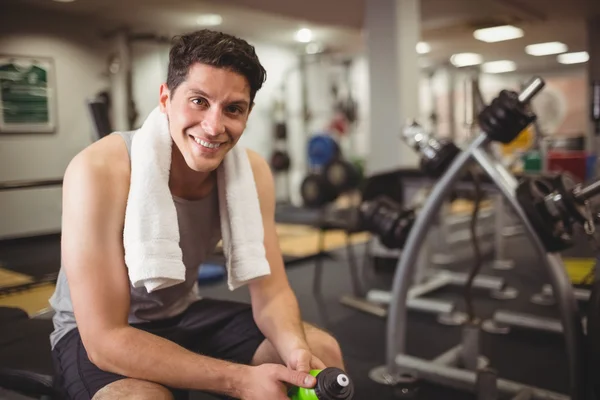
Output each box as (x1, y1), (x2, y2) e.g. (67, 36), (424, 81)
(0, 367), (54, 398)
(0, 306), (57, 398)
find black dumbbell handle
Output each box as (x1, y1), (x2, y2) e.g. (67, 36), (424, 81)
(573, 178), (600, 202)
(518, 77), (545, 104)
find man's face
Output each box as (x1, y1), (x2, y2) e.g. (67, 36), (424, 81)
(159, 63), (252, 172)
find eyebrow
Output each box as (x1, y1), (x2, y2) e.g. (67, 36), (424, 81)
(189, 89), (249, 108)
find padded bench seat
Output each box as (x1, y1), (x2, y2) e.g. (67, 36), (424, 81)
(0, 306), (56, 399)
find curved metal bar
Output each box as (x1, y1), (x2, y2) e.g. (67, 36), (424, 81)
(472, 147), (584, 400)
(386, 133), (488, 371)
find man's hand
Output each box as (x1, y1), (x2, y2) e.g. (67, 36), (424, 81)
(287, 348), (326, 373)
(239, 364), (317, 400)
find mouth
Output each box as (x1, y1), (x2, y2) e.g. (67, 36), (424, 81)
(188, 134), (225, 153)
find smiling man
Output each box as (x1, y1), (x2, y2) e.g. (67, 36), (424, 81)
(49, 29), (345, 400)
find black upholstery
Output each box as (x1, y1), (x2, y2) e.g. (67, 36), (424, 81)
(0, 306), (29, 324)
(0, 307), (57, 399)
(0, 367), (55, 397)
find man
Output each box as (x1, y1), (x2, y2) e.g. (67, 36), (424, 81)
(49, 29), (345, 400)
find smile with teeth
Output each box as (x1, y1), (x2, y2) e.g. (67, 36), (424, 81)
(193, 137), (222, 149)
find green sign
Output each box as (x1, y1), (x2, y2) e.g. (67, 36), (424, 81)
(0, 56), (55, 133)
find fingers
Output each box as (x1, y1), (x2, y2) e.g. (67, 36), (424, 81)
(295, 354), (312, 373)
(272, 364), (316, 388)
(311, 355), (327, 370)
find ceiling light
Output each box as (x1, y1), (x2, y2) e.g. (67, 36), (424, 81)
(196, 14), (223, 26)
(53, 0), (76, 2)
(557, 51), (589, 64)
(416, 42), (430, 54)
(450, 53), (483, 67)
(473, 25), (523, 43)
(295, 28), (313, 43)
(525, 42), (567, 56)
(482, 60), (516, 74)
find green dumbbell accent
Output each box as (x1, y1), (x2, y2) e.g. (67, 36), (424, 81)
(288, 367), (355, 400)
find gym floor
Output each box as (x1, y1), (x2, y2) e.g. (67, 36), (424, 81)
(0, 219), (589, 399)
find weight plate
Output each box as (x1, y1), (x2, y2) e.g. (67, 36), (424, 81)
(324, 159), (361, 192)
(555, 173), (588, 224)
(301, 174), (339, 208)
(270, 150), (291, 172)
(308, 135), (340, 168)
(516, 177), (573, 252)
(274, 122), (287, 139)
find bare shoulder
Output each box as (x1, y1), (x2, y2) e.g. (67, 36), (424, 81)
(64, 134), (131, 189)
(244, 147), (275, 210)
(245, 148), (272, 178)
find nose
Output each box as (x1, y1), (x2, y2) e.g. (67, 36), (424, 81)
(201, 107), (226, 137)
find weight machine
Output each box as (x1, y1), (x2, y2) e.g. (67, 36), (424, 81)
(369, 77), (595, 400)
(337, 133), (520, 323)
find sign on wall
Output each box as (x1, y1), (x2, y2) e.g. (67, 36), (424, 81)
(0, 55), (56, 133)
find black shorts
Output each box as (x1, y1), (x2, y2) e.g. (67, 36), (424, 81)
(51, 298), (265, 400)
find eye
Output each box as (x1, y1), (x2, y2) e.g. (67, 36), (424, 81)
(192, 97), (208, 107)
(227, 105), (244, 115)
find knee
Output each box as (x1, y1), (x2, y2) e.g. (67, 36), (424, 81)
(311, 330), (343, 364)
(322, 333), (343, 362)
(93, 379), (174, 400)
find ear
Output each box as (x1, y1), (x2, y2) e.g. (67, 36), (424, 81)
(159, 83), (170, 112)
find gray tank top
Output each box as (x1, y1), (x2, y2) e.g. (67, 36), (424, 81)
(49, 131), (222, 349)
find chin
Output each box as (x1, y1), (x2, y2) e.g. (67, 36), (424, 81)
(186, 155), (221, 172)
(186, 159), (220, 173)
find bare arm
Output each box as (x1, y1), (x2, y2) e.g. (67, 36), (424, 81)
(246, 150), (310, 365)
(60, 139), (245, 397)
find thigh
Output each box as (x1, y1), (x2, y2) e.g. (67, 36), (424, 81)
(92, 378), (173, 400)
(51, 328), (127, 400)
(51, 328), (188, 400)
(178, 298), (265, 365)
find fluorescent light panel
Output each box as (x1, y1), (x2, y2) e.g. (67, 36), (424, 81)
(473, 25), (523, 43)
(557, 51), (589, 64)
(196, 14), (223, 26)
(450, 53), (483, 67)
(525, 42), (567, 56)
(482, 60), (516, 73)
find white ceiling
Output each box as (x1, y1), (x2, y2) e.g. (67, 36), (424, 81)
(4, 0), (600, 74)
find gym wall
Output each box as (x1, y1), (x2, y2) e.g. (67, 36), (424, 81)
(428, 67), (588, 143)
(0, 4), (309, 238)
(0, 5), (110, 239)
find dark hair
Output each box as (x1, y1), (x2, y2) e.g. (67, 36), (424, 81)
(167, 29), (267, 104)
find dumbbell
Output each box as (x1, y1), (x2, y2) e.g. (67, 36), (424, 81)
(358, 195), (415, 249)
(517, 172), (600, 252)
(300, 159), (362, 208)
(401, 122), (461, 179)
(288, 367), (355, 400)
(477, 78), (543, 144)
(402, 78), (544, 178)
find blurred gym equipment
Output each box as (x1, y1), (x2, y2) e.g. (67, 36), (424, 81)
(333, 124), (520, 323)
(0, 178), (63, 399)
(87, 91), (113, 141)
(368, 77), (591, 400)
(300, 135), (361, 209)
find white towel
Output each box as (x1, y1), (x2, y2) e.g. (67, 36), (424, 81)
(123, 107), (271, 292)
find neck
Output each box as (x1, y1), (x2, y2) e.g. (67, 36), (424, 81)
(169, 146), (214, 200)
